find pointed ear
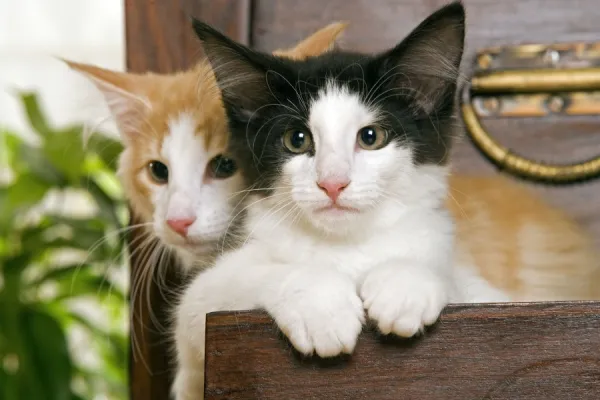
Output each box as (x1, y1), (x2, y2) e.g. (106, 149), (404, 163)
(377, 1), (465, 114)
(191, 18), (282, 116)
(273, 21), (349, 60)
(62, 59), (150, 141)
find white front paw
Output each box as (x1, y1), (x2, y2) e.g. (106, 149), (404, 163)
(360, 265), (448, 337)
(266, 270), (364, 358)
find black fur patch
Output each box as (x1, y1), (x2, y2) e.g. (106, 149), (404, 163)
(192, 2), (466, 194)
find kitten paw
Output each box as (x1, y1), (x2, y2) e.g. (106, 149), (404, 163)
(360, 265), (448, 337)
(266, 270), (364, 358)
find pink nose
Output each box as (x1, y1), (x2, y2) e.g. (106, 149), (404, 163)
(317, 180), (350, 202)
(167, 217), (196, 237)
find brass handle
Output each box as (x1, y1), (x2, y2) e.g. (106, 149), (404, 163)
(461, 67), (600, 183)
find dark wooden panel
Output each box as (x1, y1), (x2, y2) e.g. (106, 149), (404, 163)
(205, 303), (600, 399)
(251, 0), (600, 247)
(124, 1), (252, 399)
(252, 0), (600, 61)
(126, 0), (250, 73)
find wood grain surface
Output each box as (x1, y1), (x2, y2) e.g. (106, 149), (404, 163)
(125, 1), (251, 399)
(205, 303), (600, 399)
(125, 0), (250, 73)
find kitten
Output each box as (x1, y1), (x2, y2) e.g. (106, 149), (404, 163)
(64, 22), (348, 271)
(175, 2), (466, 399)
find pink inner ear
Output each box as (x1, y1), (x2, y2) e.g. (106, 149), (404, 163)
(99, 88), (149, 140)
(66, 63), (150, 142)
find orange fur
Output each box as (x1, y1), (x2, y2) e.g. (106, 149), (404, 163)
(272, 22), (349, 59)
(448, 174), (600, 301)
(64, 22), (348, 226)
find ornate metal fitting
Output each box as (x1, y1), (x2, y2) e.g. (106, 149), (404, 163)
(461, 42), (600, 183)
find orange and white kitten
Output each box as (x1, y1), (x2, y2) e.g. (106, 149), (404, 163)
(448, 174), (600, 301)
(64, 22), (348, 270)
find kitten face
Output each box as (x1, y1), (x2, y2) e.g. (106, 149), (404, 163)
(279, 80), (417, 231)
(65, 65), (244, 262)
(193, 2), (465, 234)
(65, 21), (349, 267)
(116, 83), (243, 260)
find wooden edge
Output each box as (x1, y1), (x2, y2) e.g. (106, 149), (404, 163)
(206, 301), (600, 326)
(205, 301), (600, 399)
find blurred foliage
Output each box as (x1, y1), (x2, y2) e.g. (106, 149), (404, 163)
(0, 93), (128, 399)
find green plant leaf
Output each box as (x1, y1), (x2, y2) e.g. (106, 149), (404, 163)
(83, 177), (122, 227)
(27, 264), (92, 288)
(66, 311), (108, 338)
(19, 93), (51, 137)
(0, 188), (13, 234)
(85, 134), (123, 171)
(0, 128), (21, 170)
(103, 332), (128, 373)
(53, 272), (126, 304)
(20, 216), (119, 261)
(3, 91), (128, 400)
(7, 172), (49, 209)
(20, 307), (73, 400)
(17, 143), (66, 186)
(3, 252), (33, 280)
(43, 128), (85, 184)
(0, 367), (11, 400)
(66, 319), (127, 396)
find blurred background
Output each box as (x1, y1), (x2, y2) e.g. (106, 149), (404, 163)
(1, 1), (129, 399)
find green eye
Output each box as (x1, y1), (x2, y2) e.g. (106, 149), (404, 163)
(357, 126), (388, 150)
(208, 155), (238, 179)
(282, 130), (313, 154)
(148, 161), (168, 184)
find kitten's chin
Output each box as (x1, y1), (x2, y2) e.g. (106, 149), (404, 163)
(161, 236), (219, 258)
(170, 241), (220, 271)
(314, 204), (360, 215)
(179, 241), (218, 255)
(306, 204), (365, 233)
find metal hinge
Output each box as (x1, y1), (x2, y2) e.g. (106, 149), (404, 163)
(461, 42), (600, 183)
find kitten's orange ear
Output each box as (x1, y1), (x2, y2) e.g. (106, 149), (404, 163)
(273, 21), (349, 60)
(62, 59), (149, 142)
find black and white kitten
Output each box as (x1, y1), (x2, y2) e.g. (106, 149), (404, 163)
(174, 3), (465, 399)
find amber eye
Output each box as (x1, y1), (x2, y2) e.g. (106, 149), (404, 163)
(357, 126), (388, 150)
(208, 155), (238, 179)
(282, 130), (313, 154)
(148, 161), (168, 184)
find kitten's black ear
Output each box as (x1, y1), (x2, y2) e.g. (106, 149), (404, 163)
(191, 18), (277, 113)
(377, 1), (465, 114)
